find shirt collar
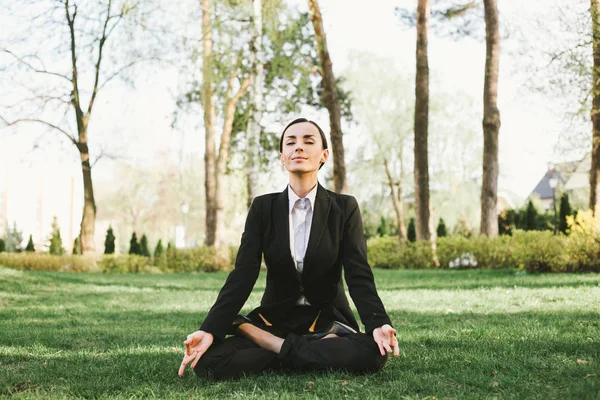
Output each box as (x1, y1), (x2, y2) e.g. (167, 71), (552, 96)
(288, 183), (318, 213)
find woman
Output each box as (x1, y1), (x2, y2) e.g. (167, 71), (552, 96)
(178, 118), (399, 380)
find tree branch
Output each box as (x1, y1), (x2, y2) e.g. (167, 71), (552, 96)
(87, 0), (113, 117)
(0, 116), (77, 144)
(65, 0), (83, 122)
(2, 49), (71, 82)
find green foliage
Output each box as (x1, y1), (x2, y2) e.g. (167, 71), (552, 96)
(164, 246), (231, 273)
(525, 200), (538, 231)
(407, 218), (416, 242)
(104, 226), (116, 254)
(48, 216), (65, 256)
(139, 234), (150, 258)
(4, 221), (23, 252)
(25, 235), (35, 252)
(0, 253), (97, 271)
(559, 193), (572, 234)
(436, 218), (448, 237)
(129, 232), (141, 255)
(100, 255), (151, 273)
(72, 236), (81, 255)
(376, 216), (388, 237)
(154, 239), (164, 258)
(0, 238), (5, 253)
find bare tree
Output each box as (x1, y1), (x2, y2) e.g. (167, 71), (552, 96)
(308, 0), (347, 193)
(0, 0), (146, 255)
(414, 0), (432, 241)
(480, 0), (501, 235)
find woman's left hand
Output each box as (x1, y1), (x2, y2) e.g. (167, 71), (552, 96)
(372, 324), (399, 356)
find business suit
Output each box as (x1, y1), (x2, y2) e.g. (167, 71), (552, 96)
(194, 183), (392, 380)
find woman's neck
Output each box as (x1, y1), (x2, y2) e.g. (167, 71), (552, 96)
(288, 172), (318, 198)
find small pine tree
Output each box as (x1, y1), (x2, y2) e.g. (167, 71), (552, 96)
(167, 242), (172, 250)
(436, 218), (447, 238)
(154, 239), (164, 258)
(72, 236), (81, 255)
(104, 226), (116, 254)
(140, 234), (150, 257)
(407, 218), (416, 243)
(48, 216), (65, 255)
(0, 238), (5, 253)
(25, 235), (35, 252)
(129, 232), (141, 255)
(558, 193), (572, 234)
(525, 200), (538, 231)
(376, 216), (388, 237)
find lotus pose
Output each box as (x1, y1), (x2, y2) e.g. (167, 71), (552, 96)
(178, 118), (399, 380)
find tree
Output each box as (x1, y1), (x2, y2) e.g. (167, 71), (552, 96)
(49, 216), (65, 256)
(480, 0), (501, 236)
(154, 239), (164, 258)
(73, 236), (81, 255)
(308, 0), (347, 194)
(559, 193), (572, 234)
(129, 232), (141, 255)
(592, 0), (600, 213)
(4, 222), (23, 253)
(407, 218), (417, 243)
(246, 0), (265, 207)
(436, 218), (448, 237)
(0, 238), (5, 253)
(201, 0), (251, 248)
(104, 226), (115, 254)
(376, 216), (388, 237)
(0, 1), (168, 255)
(140, 234), (150, 258)
(525, 200), (538, 231)
(414, 0), (433, 241)
(25, 235), (35, 252)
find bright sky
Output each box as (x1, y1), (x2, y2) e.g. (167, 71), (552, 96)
(0, 0), (579, 245)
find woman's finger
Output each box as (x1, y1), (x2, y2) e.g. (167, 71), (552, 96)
(178, 353), (195, 376)
(190, 349), (203, 369)
(375, 338), (385, 356)
(382, 340), (393, 354)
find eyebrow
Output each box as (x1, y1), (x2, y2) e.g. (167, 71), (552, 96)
(285, 134), (317, 140)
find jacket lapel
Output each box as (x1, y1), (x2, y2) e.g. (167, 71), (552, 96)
(302, 183), (331, 278)
(273, 186), (301, 282)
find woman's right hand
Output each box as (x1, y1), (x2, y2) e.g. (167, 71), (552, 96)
(178, 330), (214, 376)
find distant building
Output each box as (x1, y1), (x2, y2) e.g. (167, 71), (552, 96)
(529, 155), (589, 211)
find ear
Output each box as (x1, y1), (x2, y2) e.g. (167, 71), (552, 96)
(279, 153), (285, 165)
(320, 148), (330, 164)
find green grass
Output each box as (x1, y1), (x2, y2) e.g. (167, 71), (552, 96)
(0, 267), (599, 399)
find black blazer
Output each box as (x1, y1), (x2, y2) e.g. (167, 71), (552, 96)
(200, 183), (392, 342)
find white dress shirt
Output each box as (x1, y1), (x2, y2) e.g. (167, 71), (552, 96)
(288, 184), (317, 305)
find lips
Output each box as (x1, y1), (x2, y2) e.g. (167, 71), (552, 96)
(292, 157), (307, 160)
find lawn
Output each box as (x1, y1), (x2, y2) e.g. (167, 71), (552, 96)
(0, 267), (599, 399)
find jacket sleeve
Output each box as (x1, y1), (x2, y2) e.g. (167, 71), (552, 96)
(342, 196), (392, 334)
(199, 197), (263, 342)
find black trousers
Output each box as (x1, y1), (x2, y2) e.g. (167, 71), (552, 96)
(193, 306), (388, 380)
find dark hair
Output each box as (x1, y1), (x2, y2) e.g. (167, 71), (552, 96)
(279, 118), (328, 170)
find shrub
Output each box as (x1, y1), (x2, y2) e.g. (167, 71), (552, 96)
(407, 218), (416, 243)
(25, 235), (35, 252)
(73, 236), (81, 255)
(104, 226), (115, 254)
(140, 234), (150, 258)
(0, 253), (97, 272)
(563, 210), (600, 272)
(129, 232), (141, 255)
(165, 246), (231, 273)
(511, 230), (567, 272)
(559, 193), (572, 235)
(154, 239), (164, 258)
(100, 254), (150, 273)
(48, 216), (65, 256)
(0, 238), (5, 253)
(436, 218), (447, 238)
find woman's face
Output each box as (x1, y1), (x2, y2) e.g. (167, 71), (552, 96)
(279, 122), (329, 174)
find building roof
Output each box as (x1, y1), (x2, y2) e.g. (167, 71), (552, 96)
(530, 160), (579, 200)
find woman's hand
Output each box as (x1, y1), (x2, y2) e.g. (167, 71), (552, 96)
(372, 324), (399, 357)
(177, 330), (214, 376)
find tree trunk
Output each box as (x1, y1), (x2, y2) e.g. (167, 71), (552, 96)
(202, 0), (218, 247)
(77, 138), (97, 255)
(246, 0), (264, 208)
(307, 0), (347, 194)
(480, 0), (501, 236)
(591, 0), (600, 213)
(414, 0), (431, 241)
(383, 158), (406, 242)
